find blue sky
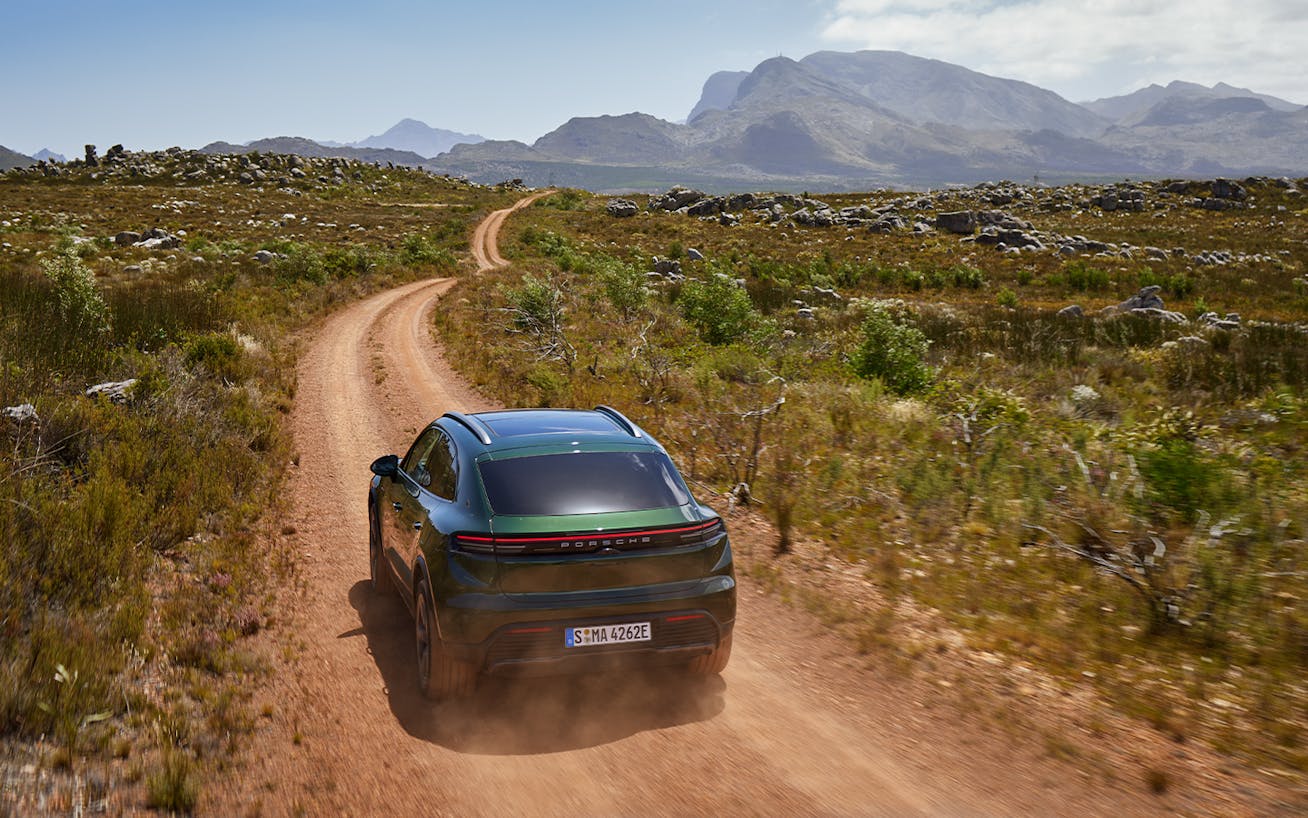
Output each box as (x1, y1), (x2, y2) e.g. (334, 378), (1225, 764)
(3, 0), (1304, 158)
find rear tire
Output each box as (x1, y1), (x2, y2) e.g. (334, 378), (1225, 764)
(688, 632), (732, 675)
(368, 505), (393, 595)
(415, 580), (478, 699)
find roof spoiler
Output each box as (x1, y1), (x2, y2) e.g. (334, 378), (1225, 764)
(442, 411), (492, 444)
(594, 405), (642, 438)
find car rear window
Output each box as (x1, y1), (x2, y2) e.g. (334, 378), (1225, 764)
(478, 451), (690, 516)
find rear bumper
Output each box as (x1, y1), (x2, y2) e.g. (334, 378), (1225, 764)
(437, 576), (736, 675)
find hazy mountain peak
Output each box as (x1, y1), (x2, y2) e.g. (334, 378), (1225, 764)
(688, 70), (750, 123)
(796, 49), (1108, 137)
(352, 119), (485, 159)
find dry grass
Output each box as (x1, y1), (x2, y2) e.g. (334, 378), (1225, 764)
(0, 154), (513, 810)
(435, 182), (1308, 779)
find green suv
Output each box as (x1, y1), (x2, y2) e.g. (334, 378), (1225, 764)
(367, 406), (736, 699)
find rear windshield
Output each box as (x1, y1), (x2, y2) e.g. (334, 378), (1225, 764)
(478, 451), (690, 516)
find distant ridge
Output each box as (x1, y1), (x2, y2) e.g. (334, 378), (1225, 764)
(0, 145), (34, 171)
(1085, 80), (1302, 123)
(33, 148), (66, 163)
(198, 136), (431, 167)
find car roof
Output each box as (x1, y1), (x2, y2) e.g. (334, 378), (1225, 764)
(438, 407), (656, 454)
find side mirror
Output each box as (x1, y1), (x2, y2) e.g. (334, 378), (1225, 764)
(370, 454), (399, 477)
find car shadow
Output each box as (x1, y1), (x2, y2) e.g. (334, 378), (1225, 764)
(347, 581), (727, 755)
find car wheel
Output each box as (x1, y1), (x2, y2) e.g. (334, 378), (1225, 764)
(368, 505), (393, 595)
(688, 632), (732, 676)
(415, 579), (477, 699)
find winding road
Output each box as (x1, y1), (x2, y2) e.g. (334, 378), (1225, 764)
(210, 196), (1245, 817)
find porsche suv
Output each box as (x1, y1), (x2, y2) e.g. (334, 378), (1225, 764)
(367, 406), (735, 699)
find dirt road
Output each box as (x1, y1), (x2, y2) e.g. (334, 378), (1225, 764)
(213, 198), (1274, 816)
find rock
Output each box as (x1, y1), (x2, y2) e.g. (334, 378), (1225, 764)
(133, 228), (181, 250)
(84, 144), (98, 167)
(687, 197), (723, 217)
(718, 212), (740, 227)
(1198, 312), (1242, 330)
(686, 248), (704, 261)
(3, 403), (39, 425)
(725, 193), (757, 211)
(1058, 305), (1084, 318)
(651, 257), (682, 277)
(936, 210), (977, 234)
(1114, 285), (1166, 312)
(605, 198), (638, 218)
(114, 230), (142, 246)
(238, 172), (254, 184)
(1130, 307), (1188, 323)
(1212, 178), (1247, 200)
(976, 210), (1032, 230)
(253, 250), (275, 264)
(85, 379), (137, 404)
(868, 214), (905, 234)
(649, 186), (706, 212)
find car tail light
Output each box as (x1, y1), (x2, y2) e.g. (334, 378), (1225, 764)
(453, 519), (724, 556)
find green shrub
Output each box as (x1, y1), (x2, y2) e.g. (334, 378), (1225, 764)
(272, 243), (326, 285)
(535, 189), (588, 211)
(184, 332), (245, 382)
(1062, 260), (1111, 291)
(851, 304), (933, 395)
(678, 271), (758, 345)
(501, 274), (575, 368)
(997, 287), (1019, 308)
(596, 258), (646, 317)
(41, 251), (109, 335)
(400, 234), (454, 268)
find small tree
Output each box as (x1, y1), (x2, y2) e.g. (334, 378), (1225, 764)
(678, 271), (757, 345)
(850, 303), (932, 395)
(41, 251), (109, 335)
(499, 274), (576, 371)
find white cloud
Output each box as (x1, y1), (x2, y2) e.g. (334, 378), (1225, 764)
(820, 0), (1307, 103)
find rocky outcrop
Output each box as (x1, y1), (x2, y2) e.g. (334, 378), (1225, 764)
(85, 379), (137, 404)
(606, 198), (638, 217)
(935, 211), (976, 234)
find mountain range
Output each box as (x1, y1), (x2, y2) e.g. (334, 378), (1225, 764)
(4, 52), (1304, 191)
(430, 51), (1306, 191)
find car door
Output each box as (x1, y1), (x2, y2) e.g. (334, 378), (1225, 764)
(403, 428), (459, 584)
(385, 428), (441, 598)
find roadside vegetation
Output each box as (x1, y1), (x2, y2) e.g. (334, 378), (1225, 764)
(0, 155), (510, 812)
(435, 184), (1308, 780)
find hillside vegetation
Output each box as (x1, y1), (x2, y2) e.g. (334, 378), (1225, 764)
(0, 151), (513, 811)
(437, 179), (1308, 779)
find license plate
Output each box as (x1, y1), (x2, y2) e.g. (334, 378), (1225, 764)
(565, 622), (651, 648)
